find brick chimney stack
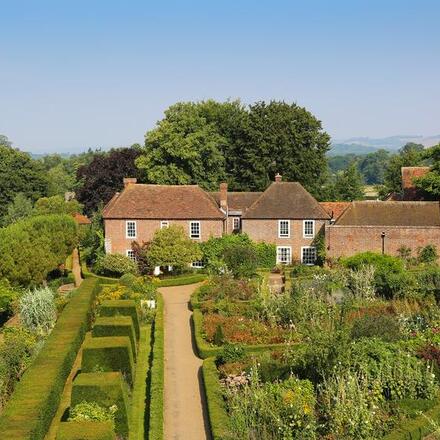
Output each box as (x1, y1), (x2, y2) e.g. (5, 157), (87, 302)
(220, 182), (228, 210)
(275, 173), (282, 182)
(123, 177), (137, 188)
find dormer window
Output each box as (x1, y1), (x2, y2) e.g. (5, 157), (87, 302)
(278, 220), (290, 238)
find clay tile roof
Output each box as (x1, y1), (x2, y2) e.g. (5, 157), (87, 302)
(401, 167), (430, 189)
(102, 184), (225, 219)
(210, 191), (263, 211)
(319, 202), (351, 220)
(73, 213), (91, 225)
(242, 182), (330, 220)
(335, 201), (440, 226)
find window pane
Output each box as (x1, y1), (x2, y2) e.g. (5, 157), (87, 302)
(302, 247), (316, 265)
(279, 220), (289, 237)
(277, 247), (291, 264)
(127, 250), (136, 261)
(190, 221), (200, 238)
(126, 221), (136, 238)
(304, 220), (314, 237)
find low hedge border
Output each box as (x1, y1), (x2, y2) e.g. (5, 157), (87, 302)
(192, 308), (289, 359)
(56, 421), (116, 440)
(202, 357), (230, 440)
(155, 273), (207, 287)
(0, 277), (99, 440)
(129, 325), (152, 440)
(382, 398), (440, 439)
(148, 292), (164, 440)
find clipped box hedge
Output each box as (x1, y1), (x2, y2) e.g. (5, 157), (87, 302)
(0, 278), (99, 440)
(56, 421), (116, 440)
(155, 273), (207, 287)
(99, 300), (140, 340)
(82, 336), (135, 385)
(202, 357), (231, 440)
(92, 316), (137, 361)
(71, 372), (130, 438)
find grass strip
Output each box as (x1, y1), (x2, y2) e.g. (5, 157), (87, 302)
(202, 357), (230, 440)
(147, 293), (164, 440)
(129, 325), (152, 440)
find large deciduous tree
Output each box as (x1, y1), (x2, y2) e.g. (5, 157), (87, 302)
(333, 162), (365, 201)
(414, 144), (440, 198)
(0, 145), (47, 220)
(76, 146), (142, 214)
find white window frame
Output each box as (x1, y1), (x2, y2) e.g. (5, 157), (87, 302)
(303, 220), (315, 238)
(189, 220), (201, 239)
(126, 220), (137, 239)
(160, 220), (169, 229)
(278, 220), (290, 238)
(232, 217), (240, 230)
(126, 249), (136, 261)
(276, 246), (292, 265)
(301, 246), (317, 266)
(191, 261), (204, 269)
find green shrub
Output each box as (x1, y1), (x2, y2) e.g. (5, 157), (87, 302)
(223, 244), (258, 279)
(94, 254), (138, 278)
(342, 252), (408, 298)
(154, 273), (207, 287)
(92, 317), (137, 361)
(56, 421), (116, 440)
(351, 314), (402, 342)
(19, 286), (57, 335)
(0, 277), (99, 440)
(0, 279), (18, 324)
(217, 343), (245, 364)
(254, 242), (276, 268)
(81, 336), (135, 386)
(71, 372), (129, 438)
(213, 324), (225, 346)
(418, 244), (438, 264)
(99, 300), (140, 339)
(118, 273), (138, 288)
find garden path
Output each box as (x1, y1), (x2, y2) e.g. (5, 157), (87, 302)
(159, 283), (211, 440)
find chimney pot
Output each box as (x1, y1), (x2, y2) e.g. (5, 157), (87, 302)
(123, 177), (137, 188)
(275, 173), (282, 182)
(220, 182), (228, 210)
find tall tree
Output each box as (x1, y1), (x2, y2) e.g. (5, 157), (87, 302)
(333, 162), (365, 201)
(414, 143), (440, 198)
(0, 145), (47, 219)
(2, 193), (34, 226)
(136, 102), (228, 190)
(76, 146), (142, 214)
(238, 101), (331, 194)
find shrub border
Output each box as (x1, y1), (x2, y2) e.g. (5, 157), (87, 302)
(202, 357), (230, 440)
(0, 277), (100, 440)
(148, 292), (164, 440)
(192, 308), (289, 359)
(154, 273), (207, 287)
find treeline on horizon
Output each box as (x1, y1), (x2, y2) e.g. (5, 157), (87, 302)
(1, 99), (440, 223)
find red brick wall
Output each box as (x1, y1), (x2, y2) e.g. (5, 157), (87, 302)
(104, 219), (224, 255)
(242, 219), (327, 262)
(326, 224), (440, 259)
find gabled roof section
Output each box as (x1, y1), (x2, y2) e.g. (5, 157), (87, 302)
(335, 201), (440, 226)
(210, 191), (263, 212)
(242, 182), (330, 220)
(102, 184), (225, 219)
(319, 202), (351, 220)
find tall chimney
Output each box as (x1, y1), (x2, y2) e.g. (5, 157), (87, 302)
(123, 177), (137, 188)
(275, 173), (282, 182)
(220, 182), (228, 210)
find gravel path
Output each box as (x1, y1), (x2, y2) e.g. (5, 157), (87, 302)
(159, 283), (211, 440)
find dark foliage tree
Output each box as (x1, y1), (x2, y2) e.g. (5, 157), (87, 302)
(76, 146), (142, 214)
(333, 162), (365, 201)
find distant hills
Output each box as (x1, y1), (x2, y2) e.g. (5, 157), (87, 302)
(329, 135), (440, 156)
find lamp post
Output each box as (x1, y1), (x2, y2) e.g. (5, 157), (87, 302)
(381, 231), (386, 255)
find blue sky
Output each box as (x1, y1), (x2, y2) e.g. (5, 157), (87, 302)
(1, 0), (439, 153)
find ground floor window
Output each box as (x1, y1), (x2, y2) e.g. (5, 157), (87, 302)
(126, 249), (136, 261)
(301, 246), (317, 265)
(191, 261), (204, 268)
(276, 246), (292, 264)
(232, 217), (241, 231)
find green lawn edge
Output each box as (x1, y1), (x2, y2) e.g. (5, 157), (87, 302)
(0, 277), (100, 440)
(148, 292), (164, 440)
(129, 325), (152, 440)
(202, 357), (231, 440)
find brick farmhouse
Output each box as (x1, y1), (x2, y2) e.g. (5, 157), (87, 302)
(103, 169), (440, 266)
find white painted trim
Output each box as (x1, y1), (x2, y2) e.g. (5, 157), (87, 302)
(301, 246), (317, 265)
(232, 217), (241, 230)
(160, 220), (170, 229)
(303, 220), (315, 238)
(126, 220), (137, 239)
(278, 219), (290, 238)
(276, 246), (292, 264)
(189, 220), (201, 239)
(126, 249), (136, 261)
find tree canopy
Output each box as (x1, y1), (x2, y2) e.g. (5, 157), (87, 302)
(414, 144), (440, 198)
